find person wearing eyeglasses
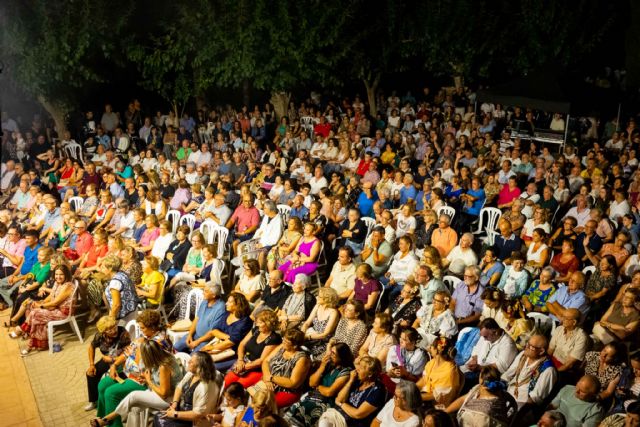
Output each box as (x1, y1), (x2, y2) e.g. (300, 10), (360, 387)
(501, 334), (557, 411)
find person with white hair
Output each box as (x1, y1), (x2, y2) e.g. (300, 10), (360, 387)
(442, 233), (478, 276)
(278, 274), (315, 331)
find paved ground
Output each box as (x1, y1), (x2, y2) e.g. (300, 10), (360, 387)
(1, 310), (97, 427)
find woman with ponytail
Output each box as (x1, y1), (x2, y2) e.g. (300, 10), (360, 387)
(416, 336), (461, 407)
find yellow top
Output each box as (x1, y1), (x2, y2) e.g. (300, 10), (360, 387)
(140, 271), (164, 306)
(421, 359), (461, 406)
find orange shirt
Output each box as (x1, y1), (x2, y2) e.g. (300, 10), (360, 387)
(431, 227), (458, 257)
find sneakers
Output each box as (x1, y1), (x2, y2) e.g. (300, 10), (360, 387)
(84, 402), (96, 411)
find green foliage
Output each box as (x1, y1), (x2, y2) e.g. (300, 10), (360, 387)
(1, 0), (130, 109)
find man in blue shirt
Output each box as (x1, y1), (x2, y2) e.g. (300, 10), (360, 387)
(546, 271), (589, 323)
(494, 220), (523, 261)
(399, 174), (418, 205)
(357, 182), (378, 218)
(174, 283), (226, 353)
(19, 230), (41, 275)
(290, 195), (309, 221)
(106, 172), (125, 201)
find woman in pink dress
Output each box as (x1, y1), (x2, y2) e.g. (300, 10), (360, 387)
(279, 223), (321, 283)
(12, 264), (75, 354)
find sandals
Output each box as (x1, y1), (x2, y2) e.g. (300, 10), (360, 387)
(89, 418), (108, 427)
(9, 331), (20, 339)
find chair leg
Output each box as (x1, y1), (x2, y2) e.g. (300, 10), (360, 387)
(48, 324), (54, 354)
(71, 317), (84, 343)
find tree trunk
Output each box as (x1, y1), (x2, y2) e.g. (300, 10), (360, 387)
(195, 94), (208, 112)
(626, 0), (640, 89)
(37, 95), (67, 137)
(363, 73), (380, 117)
(242, 79), (251, 107)
(270, 91), (290, 121)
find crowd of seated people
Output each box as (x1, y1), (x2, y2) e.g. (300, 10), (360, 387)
(3, 87), (640, 427)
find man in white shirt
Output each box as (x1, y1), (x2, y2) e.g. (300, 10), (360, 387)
(519, 183), (541, 218)
(563, 195), (591, 232)
(325, 246), (357, 300)
(138, 117), (152, 141)
(208, 194), (232, 226)
(442, 233), (478, 276)
(497, 160), (516, 185)
(460, 318), (518, 384)
(502, 334), (557, 409)
(609, 189), (631, 223)
(0, 160), (16, 193)
(253, 201), (284, 268)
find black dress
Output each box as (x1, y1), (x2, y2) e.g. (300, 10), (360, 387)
(153, 379), (200, 427)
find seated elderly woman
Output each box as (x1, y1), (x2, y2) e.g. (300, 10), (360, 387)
(201, 292), (253, 363)
(496, 252), (530, 299)
(233, 258), (265, 303)
(84, 316), (132, 412)
(372, 380), (422, 427)
(593, 288), (640, 346)
(317, 356), (387, 427)
(522, 266), (558, 313)
(278, 274), (316, 331)
(479, 246), (505, 288)
(10, 264), (75, 354)
(417, 336), (462, 406)
(171, 243), (219, 319)
(168, 231), (204, 289)
(285, 342), (355, 427)
(153, 351), (223, 427)
(100, 255), (139, 322)
(358, 312), (397, 366)
(582, 342), (628, 401)
(249, 328), (311, 408)
(332, 299), (368, 356)
(301, 287), (340, 358)
(442, 233), (478, 276)
(387, 281), (421, 336)
(267, 216), (303, 272)
(223, 309), (281, 387)
(91, 340), (184, 427)
(413, 290), (457, 348)
(95, 310), (172, 427)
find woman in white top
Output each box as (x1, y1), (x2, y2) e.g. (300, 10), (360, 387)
(234, 258), (265, 303)
(342, 149), (360, 174)
(267, 175), (284, 201)
(413, 290), (458, 348)
(151, 220), (174, 261)
(372, 380), (421, 427)
(521, 207), (552, 245)
(553, 177), (571, 204)
(525, 228), (550, 277)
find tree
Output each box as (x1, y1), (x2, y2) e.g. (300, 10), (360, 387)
(185, 0), (353, 119)
(1, 0), (130, 133)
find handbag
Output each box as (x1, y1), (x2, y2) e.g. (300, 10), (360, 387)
(170, 319), (192, 332)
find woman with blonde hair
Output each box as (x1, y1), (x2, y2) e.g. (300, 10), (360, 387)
(136, 255), (164, 308)
(301, 287), (341, 357)
(235, 388), (278, 426)
(84, 316), (131, 411)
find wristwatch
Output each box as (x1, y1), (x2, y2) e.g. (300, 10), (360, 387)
(174, 412), (178, 418)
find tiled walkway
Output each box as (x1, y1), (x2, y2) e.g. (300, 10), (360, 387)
(1, 310), (96, 427)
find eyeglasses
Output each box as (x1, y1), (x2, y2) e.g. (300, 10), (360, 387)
(433, 299), (446, 303)
(527, 343), (544, 351)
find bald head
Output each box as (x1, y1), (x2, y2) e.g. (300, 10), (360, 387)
(575, 375), (600, 402)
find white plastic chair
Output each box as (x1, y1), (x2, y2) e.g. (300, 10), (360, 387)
(69, 196), (84, 212)
(362, 217), (376, 240)
(125, 319), (142, 339)
(179, 214), (196, 233)
(361, 137), (373, 147)
(47, 283), (83, 353)
(277, 204), (291, 223)
(300, 116), (316, 126)
(174, 352), (191, 370)
(157, 271), (170, 325)
(210, 225), (229, 259)
(167, 288), (204, 344)
(63, 142), (84, 164)
(442, 275), (460, 293)
(199, 220), (217, 244)
(527, 312), (556, 335)
(212, 259), (225, 289)
(312, 240), (327, 289)
(472, 207), (502, 236)
(437, 206), (456, 222)
(374, 285), (385, 313)
(165, 210), (181, 234)
(582, 266), (596, 276)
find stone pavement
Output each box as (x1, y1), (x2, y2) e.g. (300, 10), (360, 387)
(1, 310), (98, 427)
